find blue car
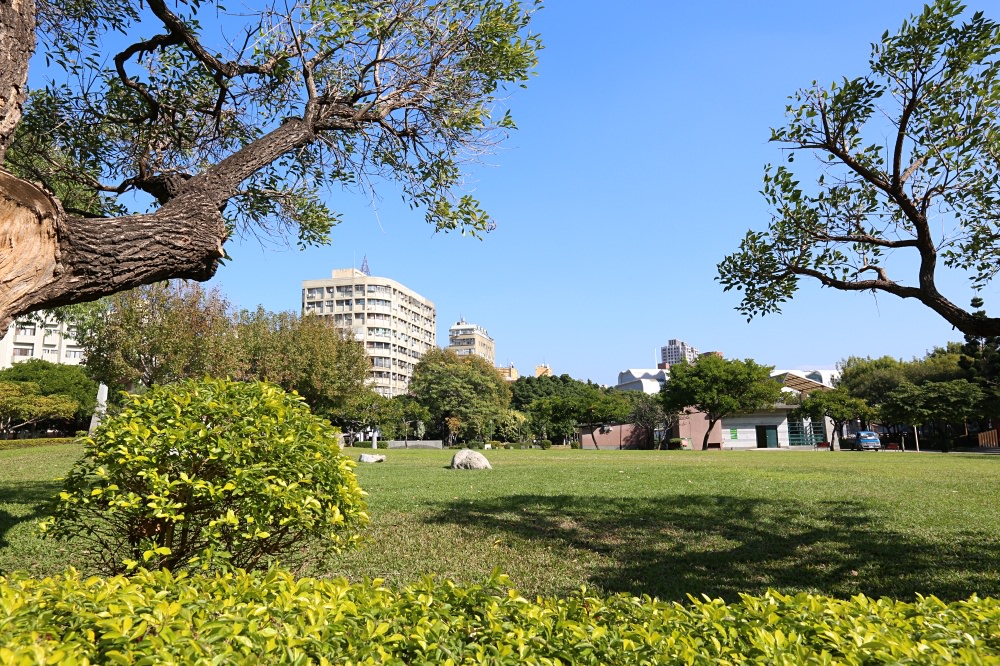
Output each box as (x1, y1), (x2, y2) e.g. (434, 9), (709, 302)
(852, 431), (882, 451)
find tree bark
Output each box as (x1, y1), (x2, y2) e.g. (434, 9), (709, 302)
(0, 167), (227, 329)
(702, 419), (718, 451)
(0, 0), (33, 161)
(0, 98), (325, 329)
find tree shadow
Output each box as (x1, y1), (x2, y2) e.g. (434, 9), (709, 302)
(0, 479), (62, 549)
(425, 493), (1000, 602)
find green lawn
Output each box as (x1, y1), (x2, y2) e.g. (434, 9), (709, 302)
(2, 443), (1000, 603)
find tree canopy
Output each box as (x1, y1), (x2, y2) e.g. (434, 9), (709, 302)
(719, 1), (1000, 337)
(75, 281), (369, 413)
(510, 374), (593, 411)
(0, 0), (540, 329)
(881, 379), (985, 437)
(408, 348), (511, 443)
(235, 307), (370, 416)
(0, 381), (78, 436)
(0, 358), (97, 424)
(77, 282), (240, 391)
(660, 356), (784, 451)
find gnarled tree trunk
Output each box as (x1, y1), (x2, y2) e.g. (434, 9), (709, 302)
(0, 0), (33, 161)
(0, 165), (228, 330)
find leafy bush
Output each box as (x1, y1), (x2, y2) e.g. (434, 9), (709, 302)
(667, 437), (684, 450)
(540, 439), (552, 449)
(0, 569), (998, 664)
(41, 378), (368, 575)
(570, 440), (581, 449)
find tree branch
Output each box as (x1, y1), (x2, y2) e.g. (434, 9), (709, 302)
(788, 263), (1000, 336)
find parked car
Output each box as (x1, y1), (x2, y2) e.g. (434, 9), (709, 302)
(852, 431), (882, 451)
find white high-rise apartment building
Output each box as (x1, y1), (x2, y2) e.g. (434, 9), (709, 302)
(661, 339), (700, 365)
(301, 268), (436, 397)
(0, 318), (84, 369)
(446, 319), (495, 365)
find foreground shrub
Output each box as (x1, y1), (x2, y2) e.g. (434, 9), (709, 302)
(0, 569), (998, 664)
(41, 378), (368, 574)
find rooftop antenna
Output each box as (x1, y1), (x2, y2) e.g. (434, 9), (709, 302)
(360, 255), (371, 276)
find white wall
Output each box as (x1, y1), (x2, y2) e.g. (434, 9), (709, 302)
(720, 411), (789, 449)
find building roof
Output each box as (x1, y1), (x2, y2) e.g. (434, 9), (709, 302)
(615, 368), (669, 394)
(771, 370), (832, 395)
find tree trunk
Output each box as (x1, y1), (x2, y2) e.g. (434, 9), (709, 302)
(0, 168), (227, 329)
(702, 425), (712, 451)
(0, 109), (323, 329)
(0, 0), (34, 161)
(830, 420), (842, 451)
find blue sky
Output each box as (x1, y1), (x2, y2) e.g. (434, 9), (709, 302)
(208, 1), (988, 385)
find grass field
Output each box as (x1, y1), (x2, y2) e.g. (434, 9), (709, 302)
(2, 442), (999, 603)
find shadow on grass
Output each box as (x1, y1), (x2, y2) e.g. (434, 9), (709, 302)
(425, 493), (1000, 602)
(0, 479), (62, 549)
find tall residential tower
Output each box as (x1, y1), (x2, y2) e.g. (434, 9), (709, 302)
(302, 268), (436, 397)
(660, 339), (700, 365)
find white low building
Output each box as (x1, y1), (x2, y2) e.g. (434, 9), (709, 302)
(0, 319), (84, 369)
(614, 368), (669, 394)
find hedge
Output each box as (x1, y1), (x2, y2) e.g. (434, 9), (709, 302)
(0, 437), (75, 451)
(1, 568), (998, 664)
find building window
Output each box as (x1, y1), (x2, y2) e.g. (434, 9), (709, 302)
(65, 349), (83, 359)
(12, 345), (33, 358)
(15, 325), (36, 336)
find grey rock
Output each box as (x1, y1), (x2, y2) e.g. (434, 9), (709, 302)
(358, 453), (386, 463)
(450, 448), (492, 470)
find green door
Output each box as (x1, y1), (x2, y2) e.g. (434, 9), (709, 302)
(755, 425), (778, 448)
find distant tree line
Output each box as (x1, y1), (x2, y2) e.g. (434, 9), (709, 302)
(42, 278), (997, 451)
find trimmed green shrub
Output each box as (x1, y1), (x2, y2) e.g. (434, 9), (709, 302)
(540, 439), (552, 450)
(41, 378), (368, 575)
(0, 569), (998, 664)
(570, 440), (581, 449)
(0, 437), (74, 451)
